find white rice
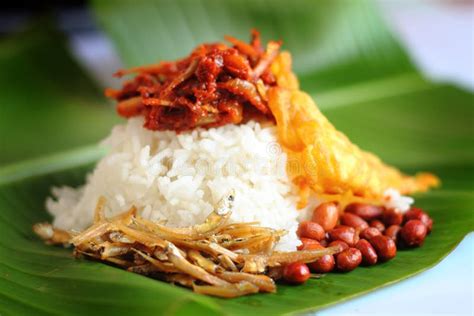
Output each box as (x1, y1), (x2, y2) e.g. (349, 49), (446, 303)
(383, 188), (414, 213)
(46, 117), (310, 251)
(46, 117), (414, 252)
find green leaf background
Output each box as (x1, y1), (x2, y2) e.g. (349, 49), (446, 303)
(0, 23), (120, 166)
(0, 0), (473, 315)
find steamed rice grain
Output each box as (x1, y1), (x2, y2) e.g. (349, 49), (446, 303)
(46, 118), (309, 251)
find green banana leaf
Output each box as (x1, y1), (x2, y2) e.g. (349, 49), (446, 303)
(0, 24), (120, 166)
(0, 0), (473, 315)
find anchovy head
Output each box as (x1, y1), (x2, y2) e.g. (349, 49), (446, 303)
(216, 190), (235, 215)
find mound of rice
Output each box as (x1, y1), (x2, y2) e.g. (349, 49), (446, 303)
(47, 117), (314, 251)
(47, 117), (414, 251)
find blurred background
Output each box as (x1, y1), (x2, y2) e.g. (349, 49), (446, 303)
(2, 0), (473, 91)
(0, 0), (473, 167)
(0, 1), (472, 314)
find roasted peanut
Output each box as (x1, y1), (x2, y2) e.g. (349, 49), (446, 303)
(283, 262), (311, 284)
(345, 203), (384, 221)
(336, 248), (362, 272)
(319, 239), (329, 247)
(401, 220), (427, 247)
(312, 202), (339, 231)
(382, 208), (403, 226)
(369, 235), (397, 261)
(309, 255), (335, 273)
(369, 220), (385, 232)
(341, 213), (369, 231)
(355, 239), (378, 266)
(328, 240), (349, 252)
(297, 221), (325, 241)
(359, 227), (382, 240)
(384, 225), (402, 242)
(297, 238), (323, 250)
(328, 226), (358, 246)
(404, 207), (433, 233)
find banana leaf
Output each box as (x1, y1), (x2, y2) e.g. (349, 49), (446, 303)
(0, 0), (473, 315)
(0, 23), (120, 166)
